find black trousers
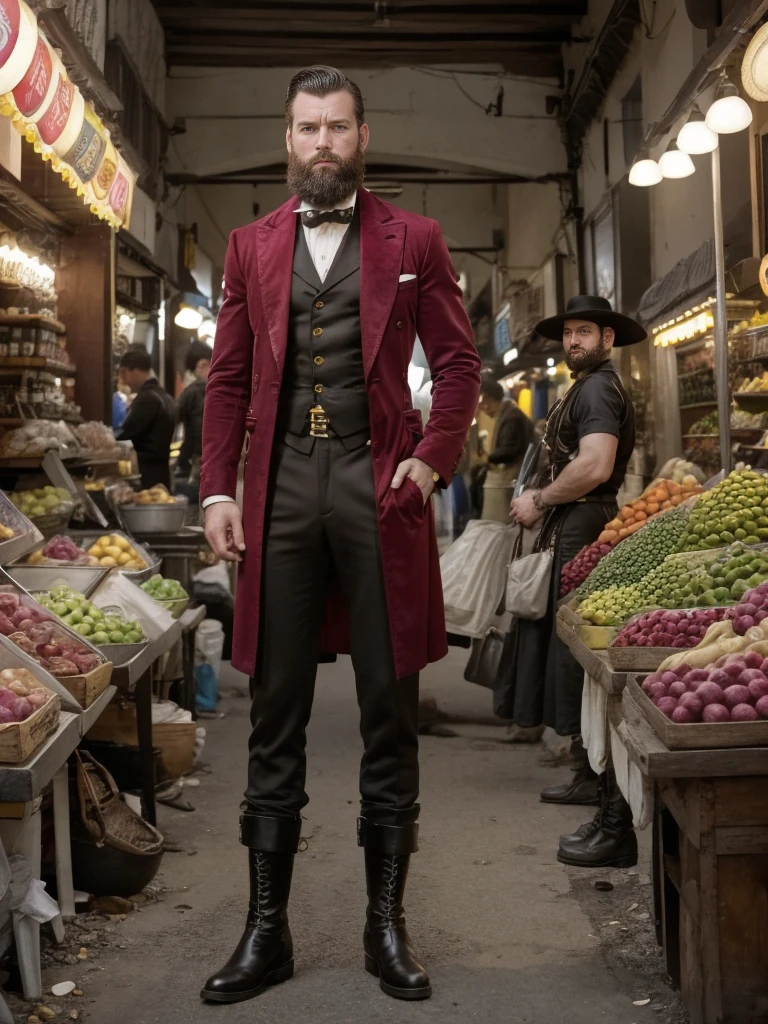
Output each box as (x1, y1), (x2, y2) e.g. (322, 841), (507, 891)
(511, 501), (616, 737)
(245, 435), (420, 827)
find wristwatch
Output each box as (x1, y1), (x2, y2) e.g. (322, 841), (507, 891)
(532, 489), (550, 511)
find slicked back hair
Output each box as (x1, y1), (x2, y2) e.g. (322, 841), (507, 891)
(285, 65), (365, 128)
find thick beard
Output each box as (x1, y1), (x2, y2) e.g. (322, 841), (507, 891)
(286, 145), (366, 207)
(565, 334), (609, 373)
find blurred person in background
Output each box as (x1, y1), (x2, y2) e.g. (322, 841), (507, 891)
(476, 380), (533, 522)
(117, 347), (176, 489)
(177, 343), (213, 484)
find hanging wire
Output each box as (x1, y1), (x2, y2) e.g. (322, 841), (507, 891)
(639, 0), (676, 39)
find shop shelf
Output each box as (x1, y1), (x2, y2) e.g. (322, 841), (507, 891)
(0, 358), (76, 374)
(734, 392), (768, 413)
(679, 400), (718, 411)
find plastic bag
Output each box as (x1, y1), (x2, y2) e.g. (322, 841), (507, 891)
(440, 520), (516, 637)
(195, 662), (218, 713)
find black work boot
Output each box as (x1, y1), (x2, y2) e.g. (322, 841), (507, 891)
(200, 814), (301, 1003)
(558, 771), (607, 846)
(540, 736), (599, 805)
(557, 763), (638, 868)
(359, 818), (431, 1001)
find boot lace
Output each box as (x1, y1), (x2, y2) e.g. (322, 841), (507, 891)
(247, 852), (272, 926)
(381, 856), (400, 921)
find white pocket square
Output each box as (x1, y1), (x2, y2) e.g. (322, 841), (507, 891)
(399, 273), (417, 283)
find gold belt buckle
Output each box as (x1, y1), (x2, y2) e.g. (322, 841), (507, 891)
(309, 404), (330, 438)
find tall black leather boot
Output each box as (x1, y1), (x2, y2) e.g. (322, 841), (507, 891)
(558, 770), (607, 846)
(557, 763), (638, 868)
(540, 736), (599, 805)
(200, 814), (301, 1003)
(359, 818), (431, 1001)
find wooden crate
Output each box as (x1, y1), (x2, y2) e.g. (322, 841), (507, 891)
(608, 645), (678, 672)
(574, 623), (617, 649)
(87, 698), (196, 778)
(627, 677), (768, 750)
(0, 694), (61, 763)
(55, 661), (113, 709)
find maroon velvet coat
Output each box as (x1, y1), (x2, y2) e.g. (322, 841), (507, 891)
(200, 189), (481, 677)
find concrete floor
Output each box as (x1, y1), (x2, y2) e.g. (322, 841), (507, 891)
(40, 650), (685, 1024)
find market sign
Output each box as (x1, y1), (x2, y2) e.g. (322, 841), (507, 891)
(652, 299), (715, 347)
(0, 0), (135, 230)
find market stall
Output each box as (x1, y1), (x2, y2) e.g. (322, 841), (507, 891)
(557, 463), (768, 1023)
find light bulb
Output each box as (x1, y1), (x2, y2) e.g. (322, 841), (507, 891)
(629, 154), (662, 186)
(174, 304), (203, 330)
(658, 140), (695, 179)
(677, 108), (719, 153)
(705, 78), (753, 134)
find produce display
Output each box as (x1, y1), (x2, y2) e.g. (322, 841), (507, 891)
(72, 422), (119, 454)
(0, 587), (102, 677)
(27, 535), (96, 566)
(0, 420), (79, 458)
(86, 534), (148, 570)
(560, 479), (702, 596)
(560, 541), (614, 597)
(731, 310), (768, 334)
(611, 607), (727, 649)
(141, 574), (188, 604)
(578, 545), (768, 625)
(597, 477), (701, 546)
(687, 409), (768, 435)
(655, 457), (706, 484)
(10, 486), (72, 518)
(34, 584), (146, 645)
(121, 485), (180, 506)
(0, 668), (53, 724)
(678, 469), (768, 550)
(641, 617), (768, 722)
(737, 372), (768, 394)
(26, 533), (149, 571)
(576, 505), (691, 599)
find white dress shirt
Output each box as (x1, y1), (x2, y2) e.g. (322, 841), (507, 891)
(202, 193), (357, 509)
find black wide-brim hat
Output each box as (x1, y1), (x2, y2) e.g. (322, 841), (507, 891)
(535, 295), (647, 348)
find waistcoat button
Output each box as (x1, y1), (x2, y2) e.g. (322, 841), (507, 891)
(312, 327), (323, 337)
(396, 321), (404, 329)
(314, 384), (323, 393)
(315, 300), (324, 309)
(314, 356), (324, 366)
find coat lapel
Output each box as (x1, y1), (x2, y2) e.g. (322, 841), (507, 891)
(359, 190), (405, 380)
(256, 199), (298, 375)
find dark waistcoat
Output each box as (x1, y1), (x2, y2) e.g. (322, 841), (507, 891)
(276, 210), (370, 453)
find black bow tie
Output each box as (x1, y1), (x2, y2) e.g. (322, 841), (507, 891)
(300, 207), (354, 228)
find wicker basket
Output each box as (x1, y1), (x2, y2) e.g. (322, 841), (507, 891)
(0, 693), (61, 763)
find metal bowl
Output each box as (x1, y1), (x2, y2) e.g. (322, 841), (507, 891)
(97, 640), (150, 667)
(4, 564), (110, 598)
(118, 499), (189, 536)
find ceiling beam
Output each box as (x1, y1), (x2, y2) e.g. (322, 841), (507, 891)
(153, 0), (586, 12)
(164, 50), (563, 74)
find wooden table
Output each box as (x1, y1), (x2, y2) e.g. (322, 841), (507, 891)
(611, 686), (768, 1024)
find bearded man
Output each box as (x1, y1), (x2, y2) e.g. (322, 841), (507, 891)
(508, 296), (644, 868)
(199, 66), (480, 1004)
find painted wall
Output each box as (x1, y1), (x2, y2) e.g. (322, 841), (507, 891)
(178, 178), (506, 306)
(166, 65), (565, 180)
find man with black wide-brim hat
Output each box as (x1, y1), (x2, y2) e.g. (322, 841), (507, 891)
(508, 295), (645, 869)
